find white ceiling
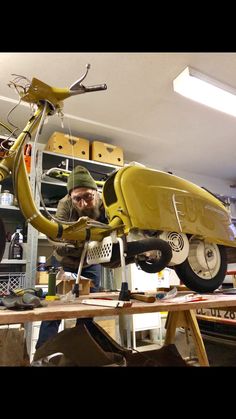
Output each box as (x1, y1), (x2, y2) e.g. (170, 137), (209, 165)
(1, 52), (236, 186)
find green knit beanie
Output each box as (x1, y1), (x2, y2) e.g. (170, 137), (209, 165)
(67, 165), (97, 194)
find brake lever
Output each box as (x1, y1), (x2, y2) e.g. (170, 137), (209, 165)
(69, 64), (91, 91)
(69, 64), (107, 94)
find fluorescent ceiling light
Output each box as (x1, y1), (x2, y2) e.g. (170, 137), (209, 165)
(173, 66), (236, 117)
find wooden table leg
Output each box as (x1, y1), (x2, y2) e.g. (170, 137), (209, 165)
(165, 310), (209, 366)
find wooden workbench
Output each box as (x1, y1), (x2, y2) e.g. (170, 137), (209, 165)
(1, 291), (236, 324)
(1, 291), (236, 366)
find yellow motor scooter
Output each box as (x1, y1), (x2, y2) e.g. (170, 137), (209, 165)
(0, 66), (235, 294)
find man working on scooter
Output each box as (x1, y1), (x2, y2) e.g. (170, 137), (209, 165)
(35, 165), (107, 349)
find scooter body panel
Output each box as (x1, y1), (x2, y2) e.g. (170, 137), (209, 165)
(103, 166), (236, 247)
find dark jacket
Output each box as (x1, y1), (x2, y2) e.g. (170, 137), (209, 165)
(53, 193), (107, 271)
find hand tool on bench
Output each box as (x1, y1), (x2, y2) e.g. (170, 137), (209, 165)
(129, 292), (156, 303)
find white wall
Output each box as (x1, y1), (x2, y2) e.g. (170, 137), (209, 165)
(171, 168), (235, 199)
(128, 160), (235, 199)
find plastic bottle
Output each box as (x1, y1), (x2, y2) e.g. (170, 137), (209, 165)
(11, 226), (23, 243)
(0, 190), (14, 206)
(8, 231), (23, 260)
(37, 256), (47, 272)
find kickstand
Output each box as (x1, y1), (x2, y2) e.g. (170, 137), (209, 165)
(73, 240), (89, 297)
(117, 237), (130, 301)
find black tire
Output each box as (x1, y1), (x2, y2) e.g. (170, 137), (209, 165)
(175, 243), (227, 293)
(0, 217), (6, 262)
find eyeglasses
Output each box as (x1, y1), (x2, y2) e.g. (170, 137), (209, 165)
(71, 192), (95, 203)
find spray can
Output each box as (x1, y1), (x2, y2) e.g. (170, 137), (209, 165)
(48, 267), (57, 296)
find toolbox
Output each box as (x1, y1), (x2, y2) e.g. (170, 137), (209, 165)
(91, 141), (124, 166)
(56, 278), (91, 295)
(45, 132), (90, 159)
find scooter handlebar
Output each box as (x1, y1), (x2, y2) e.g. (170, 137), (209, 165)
(83, 84), (107, 93)
(69, 83), (107, 96)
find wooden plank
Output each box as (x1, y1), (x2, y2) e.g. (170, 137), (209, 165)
(1, 291), (236, 325)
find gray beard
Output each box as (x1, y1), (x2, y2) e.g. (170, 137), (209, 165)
(76, 205), (100, 220)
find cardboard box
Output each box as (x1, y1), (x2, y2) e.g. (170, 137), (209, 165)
(91, 141), (124, 166)
(64, 318), (117, 340)
(56, 278), (91, 295)
(45, 132), (90, 159)
(95, 319), (117, 340)
(36, 271), (48, 285)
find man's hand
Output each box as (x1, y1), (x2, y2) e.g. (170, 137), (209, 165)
(78, 216), (89, 222)
(143, 250), (160, 260)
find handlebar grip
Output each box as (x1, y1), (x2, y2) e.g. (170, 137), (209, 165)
(85, 84), (107, 92)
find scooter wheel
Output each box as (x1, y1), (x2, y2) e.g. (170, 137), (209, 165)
(175, 241), (227, 293)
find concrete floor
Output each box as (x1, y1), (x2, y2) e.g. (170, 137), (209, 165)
(135, 327), (236, 367)
(201, 336), (236, 366)
(174, 328), (236, 366)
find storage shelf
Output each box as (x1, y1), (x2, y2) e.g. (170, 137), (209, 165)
(0, 205), (20, 211)
(41, 178), (67, 187)
(39, 207), (57, 213)
(41, 151), (119, 183)
(38, 234), (47, 239)
(42, 150), (120, 170)
(1, 259), (27, 264)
